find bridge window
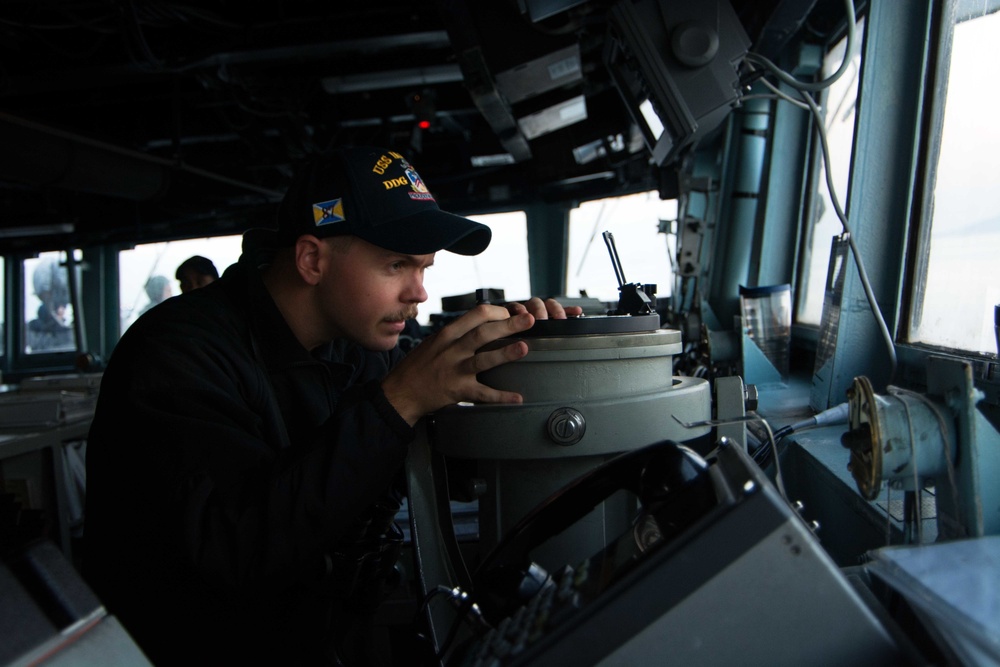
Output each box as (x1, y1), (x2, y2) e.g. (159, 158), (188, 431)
(23, 252), (77, 355)
(910, 7), (1000, 354)
(418, 210), (530, 324)
(566, 191), (677, 304)
(118, 236), (241, 334)
(797, 26), (863, 326)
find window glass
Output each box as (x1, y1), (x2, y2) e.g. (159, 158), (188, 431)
(23, 251), (76, 354)
(567, 191), (676, 304)
(910, 8), (1000, 354)
(797, 24), (863, 325)
(420, 211), (531, 324)
(119, 236), (242, 333)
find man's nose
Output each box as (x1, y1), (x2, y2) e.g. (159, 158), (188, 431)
(403, 274), (427, 304)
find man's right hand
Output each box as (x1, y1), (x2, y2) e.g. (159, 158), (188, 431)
(380, 304), (536, 426)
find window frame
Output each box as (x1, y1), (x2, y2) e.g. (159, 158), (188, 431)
(805, 1), (936, 410)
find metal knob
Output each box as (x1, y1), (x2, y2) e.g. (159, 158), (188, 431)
(546, 407), (586, 446)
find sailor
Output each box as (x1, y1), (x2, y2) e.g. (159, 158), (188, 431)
(84, 145), (579, 665)
(26, 257), (74, 353)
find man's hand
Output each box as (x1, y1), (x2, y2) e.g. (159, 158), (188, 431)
(381, 304), (536, 425)
(508, 297), (583, 320)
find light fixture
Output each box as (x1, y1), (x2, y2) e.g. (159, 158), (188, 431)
(0, 223), (75, 239)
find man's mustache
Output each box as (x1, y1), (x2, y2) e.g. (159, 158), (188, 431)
(387, 307), (419, 321)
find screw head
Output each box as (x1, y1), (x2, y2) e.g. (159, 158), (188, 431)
(547, 407), (586, 446)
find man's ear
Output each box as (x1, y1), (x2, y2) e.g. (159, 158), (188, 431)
(293, 235), (325, 286)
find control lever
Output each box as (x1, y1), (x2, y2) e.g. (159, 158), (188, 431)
(602, 231), (653, 316)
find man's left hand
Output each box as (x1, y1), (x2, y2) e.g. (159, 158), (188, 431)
(507, 297), (583, 320)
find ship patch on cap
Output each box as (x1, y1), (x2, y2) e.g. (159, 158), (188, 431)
(375, 152), (436, 203)
(312, 198), (345, 227)
(403, 163), (434, 201)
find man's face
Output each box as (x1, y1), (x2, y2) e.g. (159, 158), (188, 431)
(320, 237), (432, 351)
(178, 268), (214, 293)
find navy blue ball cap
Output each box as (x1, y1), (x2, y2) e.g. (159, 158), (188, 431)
(253, 146), (491, 256)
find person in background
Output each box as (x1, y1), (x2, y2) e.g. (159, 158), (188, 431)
(138, 275), (171, 316)
(175, 255), (219, 293)
(84, 145), (581, 666)
(26, 257), (74, 353)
